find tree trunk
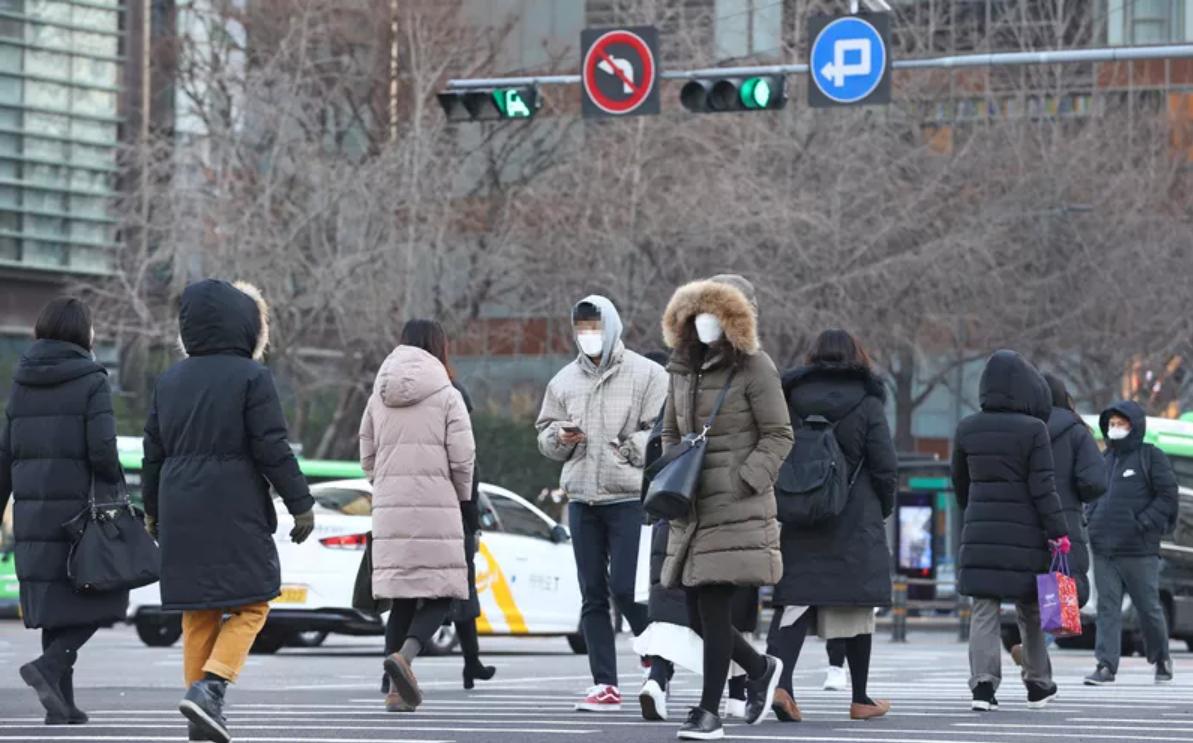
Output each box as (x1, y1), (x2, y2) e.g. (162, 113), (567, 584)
(893, 346), (916, 453)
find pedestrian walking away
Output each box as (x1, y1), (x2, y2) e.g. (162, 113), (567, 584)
(1085, 400), (1179, 686)
(143, 279), (316, 743)
(536, 295), (668, 712)
(361, 319), (477, 713)
(659, 274), (794, 740)
(767, 329), (898, 722)
(0, 298), (128, 726)
(1010, 374), (1107, 667)
(951, 350), (1069, 712)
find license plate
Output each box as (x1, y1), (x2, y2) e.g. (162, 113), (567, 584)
(274, 586), (308, 605)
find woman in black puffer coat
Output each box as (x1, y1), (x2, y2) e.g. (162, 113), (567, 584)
(952, 350), (1068, 712)
(767, 330), (898, 723)
(1042, 374), (1106, 608)
(0, 298), (126, 725)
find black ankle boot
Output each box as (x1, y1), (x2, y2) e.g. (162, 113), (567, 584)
(20, 658), (70, 722)
(463, 660), (496, 690)
(179, 678), (230, 743)
(45, 668), (87, 725)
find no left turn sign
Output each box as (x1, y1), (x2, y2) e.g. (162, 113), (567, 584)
(581, 26), (660, 119)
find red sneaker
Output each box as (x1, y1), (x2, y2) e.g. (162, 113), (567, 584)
(575, 685), (622, 712)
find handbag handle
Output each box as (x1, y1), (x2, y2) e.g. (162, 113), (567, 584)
(694, 368), (738, 443)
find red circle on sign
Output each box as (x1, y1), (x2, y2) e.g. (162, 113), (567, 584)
(583, 30), (655, 115)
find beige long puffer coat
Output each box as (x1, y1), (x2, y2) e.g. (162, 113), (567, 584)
(659, 276), (794, 589)
(360, 345), (475, 600)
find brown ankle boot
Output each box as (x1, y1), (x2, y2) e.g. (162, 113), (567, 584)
(385, 690), (415, 713)
(772, 688), (802, 722)
(850, 699), (891, 720)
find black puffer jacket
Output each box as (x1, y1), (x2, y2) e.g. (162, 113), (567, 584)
(143, 280), (313, 610)
(1047, 407), (1107, 607)
(951, 350), (1067, 601)
(1087, 401), (1179, 558)
(0, 340), (129, 629)
(773, 363), (898, 608)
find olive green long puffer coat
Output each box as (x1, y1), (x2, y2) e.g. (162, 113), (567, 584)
(658, 275), (793, 589)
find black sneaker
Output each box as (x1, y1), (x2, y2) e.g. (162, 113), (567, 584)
(971, 682), (996, 712)
(744, 655), (783, 726)
(1084, 665), (1116, 686)
(1026, 682), (1058, 710)
(189, 722), (211, 741)
(19, 660), (71, 722)
(179, 679), (230, 743)
(677, 707), (724, 740)
(1156, 659), (1175, 685)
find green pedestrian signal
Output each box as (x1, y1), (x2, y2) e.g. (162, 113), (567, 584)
(740, 77), (772, 109)
(680, 75), (788, 114)
(493, 88), (533, 118)
(438, 86), (540, 122)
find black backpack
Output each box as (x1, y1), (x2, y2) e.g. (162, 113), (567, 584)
(775, 402), (865, 527)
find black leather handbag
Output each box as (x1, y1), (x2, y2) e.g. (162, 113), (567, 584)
(352, 532), (392, 614)
(62, 475), (160, 594)
(643, 369), (737, 520)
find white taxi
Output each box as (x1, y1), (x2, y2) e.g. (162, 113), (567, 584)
(128, 479), (585, 655)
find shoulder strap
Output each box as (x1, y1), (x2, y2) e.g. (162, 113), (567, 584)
(697, 368), (738, 440)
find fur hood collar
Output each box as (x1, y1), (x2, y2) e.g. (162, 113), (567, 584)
(178, 279), (271, 361)
(662, 277), (760, 356)
(782, 362), (887, 402)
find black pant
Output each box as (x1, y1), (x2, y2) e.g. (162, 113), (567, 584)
(456, 617), (483, 667)
(568, 501), (650, 687)
(686, 585), (767, 715)
(827, 638), (846, 667)
(39, 625), (99, 677)
(384, 598), (452, 656)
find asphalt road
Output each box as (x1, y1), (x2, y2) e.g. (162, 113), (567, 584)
(0, 621), (1191, 743)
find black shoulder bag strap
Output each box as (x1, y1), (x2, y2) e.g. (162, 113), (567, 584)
(694, 368), (738, 442)
(834, 396), (869, 489)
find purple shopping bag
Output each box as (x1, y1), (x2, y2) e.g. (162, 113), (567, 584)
(1037, 550), (1081, 638)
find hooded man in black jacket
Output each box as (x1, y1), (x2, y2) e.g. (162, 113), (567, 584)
(1084, 401), (1178, 686)
(952, 350), (1069, 712)
(143, 279), (315, 743)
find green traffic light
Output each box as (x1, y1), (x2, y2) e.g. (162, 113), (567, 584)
(741, 77), (772, 109)
(492, 88), (532, 118)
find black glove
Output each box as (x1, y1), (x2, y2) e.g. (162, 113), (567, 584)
(290, 509), (315, 544)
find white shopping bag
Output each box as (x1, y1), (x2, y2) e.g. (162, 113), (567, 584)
(634, 524), (652, 604)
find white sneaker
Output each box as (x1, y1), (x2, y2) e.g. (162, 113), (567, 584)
(823, 665), (847, 691)
(723, 698), (746, 719)
(639, 679), (668, 721)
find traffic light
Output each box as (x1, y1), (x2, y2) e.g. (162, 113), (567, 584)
(679, 75), (787, 113)
(437, 87), (539, 122)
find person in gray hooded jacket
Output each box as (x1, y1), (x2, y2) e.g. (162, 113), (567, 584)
(536, 295), (669, 711)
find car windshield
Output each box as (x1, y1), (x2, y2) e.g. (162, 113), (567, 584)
(312, 487), (372, 516)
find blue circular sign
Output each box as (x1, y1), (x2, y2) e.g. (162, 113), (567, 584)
(811, 17), (887, 104)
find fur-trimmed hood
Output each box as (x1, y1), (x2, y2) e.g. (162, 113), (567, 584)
(662, 276), (760, 355)
(782, 362), (887, 402)
(178, 279), (270, 361)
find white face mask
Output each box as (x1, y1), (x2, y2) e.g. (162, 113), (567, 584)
(1107, 426), (1130, 441)
(694, 313), (724, 345)
(576, 331), (604, 358)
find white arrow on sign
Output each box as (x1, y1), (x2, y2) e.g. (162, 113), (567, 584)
(598, 55), (636, 95)
(820, 38), (871, 87)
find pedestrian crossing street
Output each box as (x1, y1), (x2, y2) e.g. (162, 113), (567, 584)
(0, 641), (1191, 743)
(2, 652), (1192, 743)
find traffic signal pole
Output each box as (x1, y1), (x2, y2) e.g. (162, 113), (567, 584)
(445, 44), (1193, 90)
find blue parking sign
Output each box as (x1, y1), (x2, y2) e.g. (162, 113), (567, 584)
(808, 13), (892, 107)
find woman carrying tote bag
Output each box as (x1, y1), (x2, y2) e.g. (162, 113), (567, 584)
(657, 275), (793, 740)
(0, 297), (128, 726)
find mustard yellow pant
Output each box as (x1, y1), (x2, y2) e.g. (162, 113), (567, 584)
(182, 602), (270, 686)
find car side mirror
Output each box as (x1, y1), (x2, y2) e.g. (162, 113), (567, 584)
(550, 524), (570, 544)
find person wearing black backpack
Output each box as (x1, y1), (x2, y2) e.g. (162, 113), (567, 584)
(767, 330), (898, 722)
(1084, 400), (1178, 686)
(952, 350), (1069, 712)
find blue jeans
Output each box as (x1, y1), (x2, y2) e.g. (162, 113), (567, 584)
(1094, 553), (1171, 672)
(568, 500), (650, 687)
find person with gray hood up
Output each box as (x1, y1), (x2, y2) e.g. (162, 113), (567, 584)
(536, 295), (669, 712)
